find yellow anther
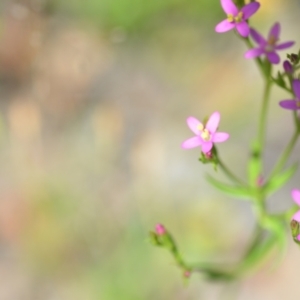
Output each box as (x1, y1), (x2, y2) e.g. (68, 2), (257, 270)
(201, 129), (211, 141)
(227, 14), (234, 22)
(197, 124), (204, 131)
(296, 101), (300, 107)
(234, 11), (243, 23)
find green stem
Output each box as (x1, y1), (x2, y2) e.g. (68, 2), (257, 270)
(268, 130), (299, 178)
(257, 79), (272, 155)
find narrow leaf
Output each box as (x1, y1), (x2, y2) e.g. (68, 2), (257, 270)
(206, 175), (253, 200)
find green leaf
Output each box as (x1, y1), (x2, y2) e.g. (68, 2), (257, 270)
(206, 175), (253, 200)
(264, 164), (298, 196)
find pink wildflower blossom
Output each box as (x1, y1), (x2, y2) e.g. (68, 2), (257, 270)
(215, 0), (260, 37)
(245, 23), (294, 64)
(279, 79), (300, 110)
(182, 112), (229, 154)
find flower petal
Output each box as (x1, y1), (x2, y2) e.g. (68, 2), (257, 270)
(275, 41), (295, 50)
(250, 28), (266, 45)
(266, 51), (280, 64)
(181, 137), (202, 149)
(236, 21), (250, 37)
(220, 0), (238, 15)
(268, 22), (280, 41)
(279, 100), (299, 110)
(292, 189), (300, 206)
(213, 132), (229, 143)
(215, 20), (235, 33)
(206, 111), (220, 133)
(186, 117), (202, 135)
(293, 80), (300, 99)
(241, 2), (260, 19)
(244, 47), (264, 59)
(202, 142), (213, 154)
(292, 210), (300, 222)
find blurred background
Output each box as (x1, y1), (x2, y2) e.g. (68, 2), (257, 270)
(0, 0), (300, 299)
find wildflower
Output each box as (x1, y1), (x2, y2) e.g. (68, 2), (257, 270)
(244, 23), (294, 64)
(279, 79), (300, 110)
(291, 189), (300, 241)
(215, 0), (260, 37)
(182, 112), (229, 154)
(155, 224), (166, 236)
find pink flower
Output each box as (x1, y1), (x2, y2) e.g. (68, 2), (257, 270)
(182, 112), (229, 154)
(291, 189), (300, 241)
(279, 79), (300, 110)
(215, 0), (260, 37)
(245, 23), (294, 64)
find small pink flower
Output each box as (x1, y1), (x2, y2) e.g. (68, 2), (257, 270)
(291, 189), (300, 241)
(245, 23), (294, 64)
(279, 79), (300, 110)
(182, 112), (229, 154)
(155, 223), (166, 235)
(215, 0), (260, 37)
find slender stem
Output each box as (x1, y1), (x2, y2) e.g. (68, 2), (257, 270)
(268, 130), (299, 178)
(257, 79), (272, 154)
(218, 156), (247, 186)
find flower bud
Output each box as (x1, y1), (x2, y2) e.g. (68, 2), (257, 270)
(155, 223), (166, 235)
(283, 60), (293, 74)
(290, 219), (300, 239)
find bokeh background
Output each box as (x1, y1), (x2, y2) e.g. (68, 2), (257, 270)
(0, 0), (300, 299)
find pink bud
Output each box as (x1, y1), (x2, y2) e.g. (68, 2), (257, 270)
(155, 223), (166, 235)
(283, 60), (293, 74)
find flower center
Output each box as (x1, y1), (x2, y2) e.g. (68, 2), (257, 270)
(265, 35), (278, 52)
(296, 99), (300, 107)
(227, 11), (243, 23)
(200, 128), (211, 141)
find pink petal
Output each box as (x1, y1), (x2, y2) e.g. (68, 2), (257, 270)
(206, 111), (220, 133)
(275, 41), (295, 50)
(292, 189), (300, 206)
(181, 137), (202, 149)
(202, 142), (213, 154)
(220, 0), (238, 15)
(213, 132), (229, 143)
(293, 80), (300, 99)
(241, 2), (260, 19)
(266, 51), (280, 64)
(186, 117), (202, 135)
(268, 22), (280, 40)
(236, 21), (250, 37)
(215, 20), (235, 33)
(250, 28), (266, 45)
(279, 100), (299, 110)
(292, 210), (300, 222)
(244, 48), (264, 59)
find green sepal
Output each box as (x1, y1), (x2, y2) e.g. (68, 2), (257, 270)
(199, 146), (218, 170)
(275, 71), (286, 88)
(264, 164), (298, 196)
(247, 141), (262, 187)
(206, 175), (253, 200)
(234, 0), (245, 9)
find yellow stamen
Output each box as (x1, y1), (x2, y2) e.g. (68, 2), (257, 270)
(227, 14), (234, 22)
(296, 101), (300, 108)
(197, 124), (204, 131)
(201, 129), (211, 141)
(234, 11), (243, 23)
(268, 35), (277, 46)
